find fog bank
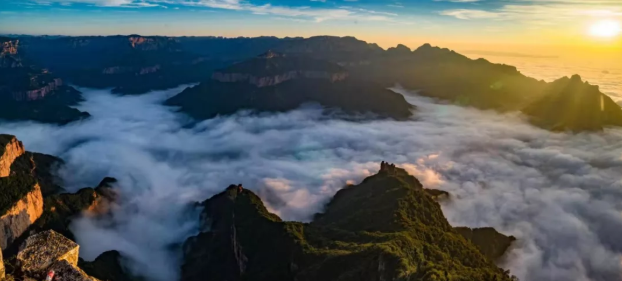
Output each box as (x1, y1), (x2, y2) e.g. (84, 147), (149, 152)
(1, 85), (622, 281)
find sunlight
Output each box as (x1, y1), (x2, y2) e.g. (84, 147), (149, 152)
(589, 19), (621, 38)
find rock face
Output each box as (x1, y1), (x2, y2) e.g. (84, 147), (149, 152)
(12, 78), (64, 101)
(0, 134), (26, 177)
(212, 70), (348, 87)
(181, 162), (515, 281)
(0, 135), (44, 250)
(0, 247), (5, 280)
(0, 183), (44, 250)
(211, 51), (349, 87)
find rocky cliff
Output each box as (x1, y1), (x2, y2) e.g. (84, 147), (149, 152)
(0, 135), (44, 250)
(212, 70), (348, 87)
(181, 162), (516, 281)
(211, 51), (349, 87)
(0, 182), (44, 250)
(0, 134), (26, 177)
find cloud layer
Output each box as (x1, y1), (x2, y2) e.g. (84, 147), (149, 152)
(1, 85), (622, 281)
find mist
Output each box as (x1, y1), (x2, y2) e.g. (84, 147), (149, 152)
(1, 85), (622, 281)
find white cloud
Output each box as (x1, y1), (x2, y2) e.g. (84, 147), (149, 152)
(440, 9), (501, 19)
(3, 83), (622, 281)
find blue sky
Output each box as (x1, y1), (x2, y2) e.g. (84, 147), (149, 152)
(1, 0), (621, 50)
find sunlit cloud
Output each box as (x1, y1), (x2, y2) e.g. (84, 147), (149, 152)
(440, 0), (622, 26)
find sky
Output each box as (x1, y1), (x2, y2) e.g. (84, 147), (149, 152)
(0, 0), (621, 61)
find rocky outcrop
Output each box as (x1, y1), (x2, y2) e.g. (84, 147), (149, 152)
(33, 177), (119, 240)
(211, 70), (348, 87)
(0, 134), (25, 177)
(18, 230), (80, 276)
(0, 38), (22, 68)
(11, 78), (64, 101)
(0, 183), (44, 250)
(16, 230), (100, 281)
(211, 51), (349, 87)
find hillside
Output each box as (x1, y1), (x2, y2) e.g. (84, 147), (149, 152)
(182, 162), (516, 281)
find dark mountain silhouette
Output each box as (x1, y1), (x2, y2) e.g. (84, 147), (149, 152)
(5, 34), (621, 131)
(166, 52), (413, 120)
(522, 75), (622, 131)
(181, 162), (516, 281)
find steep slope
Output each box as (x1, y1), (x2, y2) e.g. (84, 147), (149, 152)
(0, 37), (89, 124)
(182, 162), (515, 281)
(522, 75), (622, 131)
(166, 52), (413, 120)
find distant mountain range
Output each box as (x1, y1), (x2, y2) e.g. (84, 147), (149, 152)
(1, 34), (621, 131)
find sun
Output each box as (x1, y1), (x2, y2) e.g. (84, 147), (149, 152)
(589, 20), (621, 38)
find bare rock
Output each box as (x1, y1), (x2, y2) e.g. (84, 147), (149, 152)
(49, 259), (100, 281)
(17, 230), (80, 277)
(0, 134), (26, 177)
(0, 183), (44, 250)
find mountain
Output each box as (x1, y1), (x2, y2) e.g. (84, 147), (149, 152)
(522, 75), (622, 131)
(181, 162), (516, 281)
(0, 37), (89, 124)
(8, 34), (621, 131)
(166, 51), (414, 120)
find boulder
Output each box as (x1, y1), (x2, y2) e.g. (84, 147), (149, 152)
(17, 230), (80, 277)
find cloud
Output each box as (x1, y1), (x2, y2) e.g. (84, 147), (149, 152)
(440, 0), (622, 23)
(32, 0), (399, 22)
(440, 9), (501, 19)
(434, 0), (481, 2)
(2, 84), (622, 281)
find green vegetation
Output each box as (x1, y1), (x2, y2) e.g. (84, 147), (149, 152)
(182, 165), (516, 281)
(0, 173), (37, 215)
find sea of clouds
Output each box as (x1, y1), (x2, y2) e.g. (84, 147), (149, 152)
(1, 84), (622, 281)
